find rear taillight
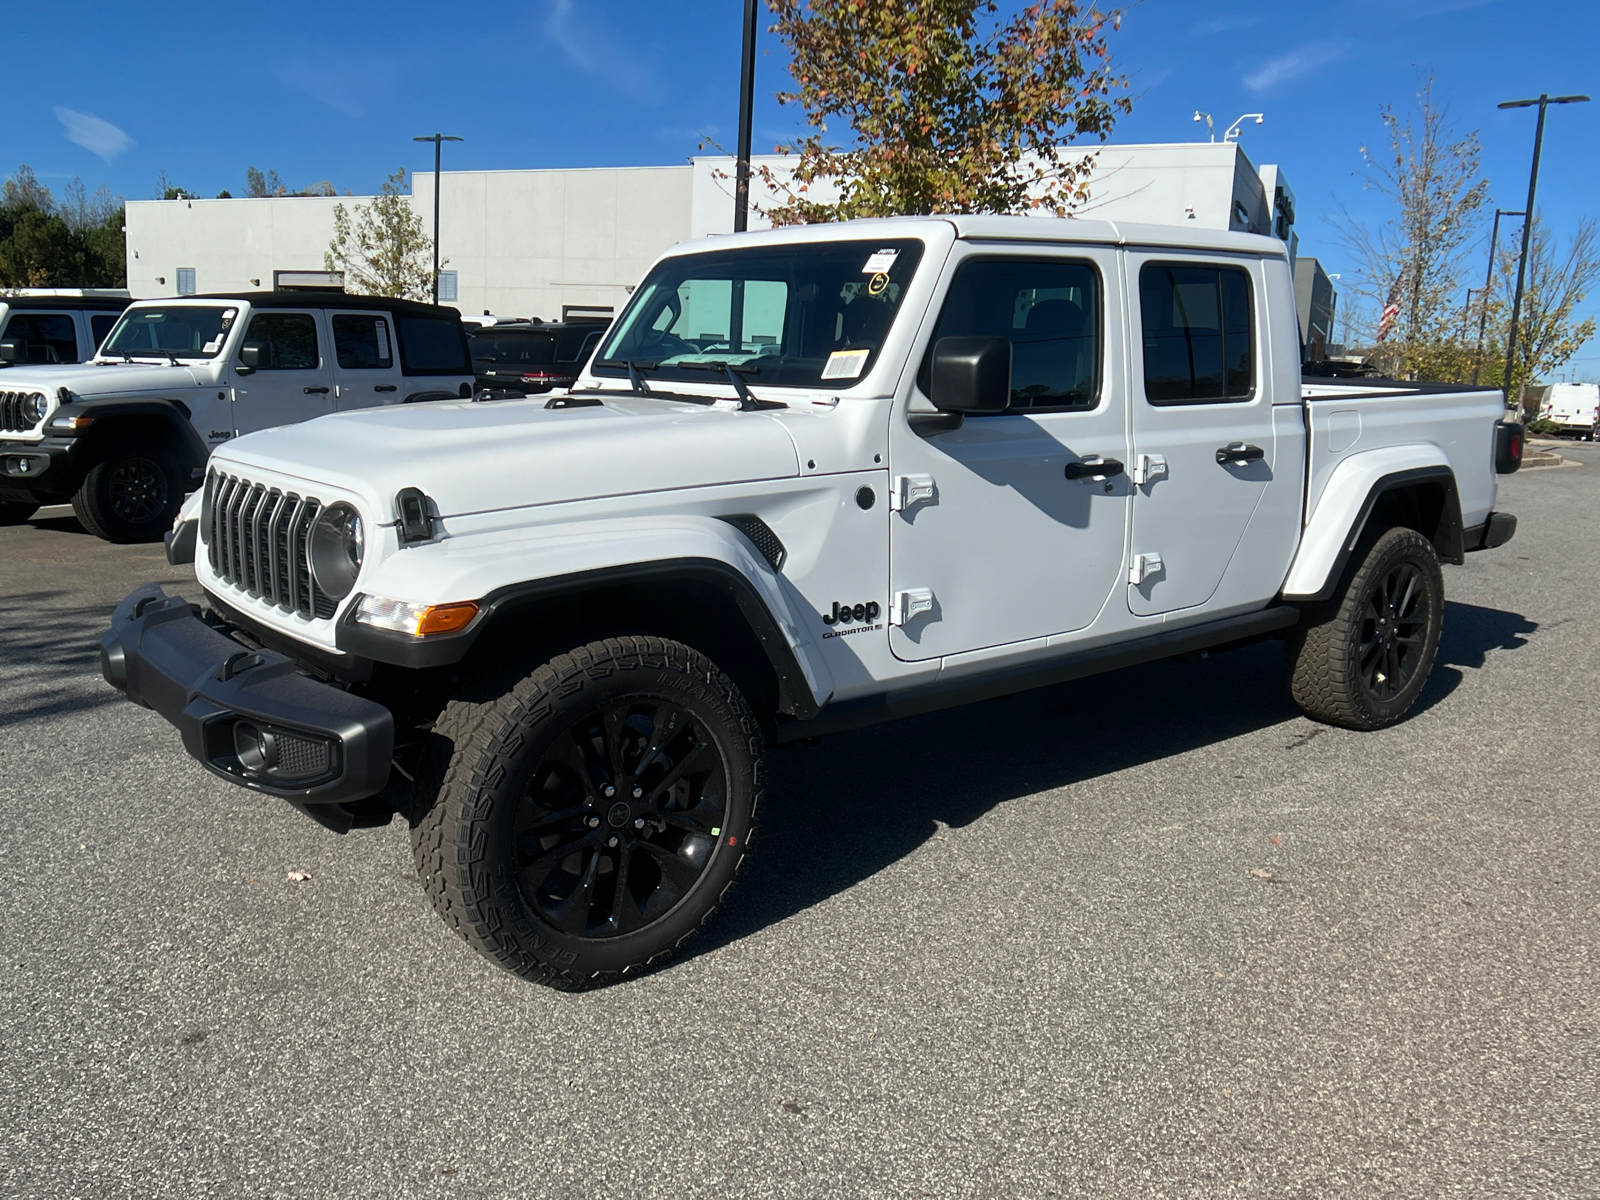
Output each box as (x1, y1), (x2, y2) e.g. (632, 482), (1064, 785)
(1495, 421), (1523, 474)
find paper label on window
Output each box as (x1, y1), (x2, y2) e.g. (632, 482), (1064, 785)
(374, 318), (391, 362)
(202, 336), (224, 353)
(861, 249), (899, 274)
(821, 348), (870, 380)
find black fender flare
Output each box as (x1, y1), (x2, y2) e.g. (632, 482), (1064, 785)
(57, 397), (211, 483)
(333, 557), (822, 719)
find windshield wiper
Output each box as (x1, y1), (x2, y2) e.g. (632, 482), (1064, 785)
(676, 361), (787, 412)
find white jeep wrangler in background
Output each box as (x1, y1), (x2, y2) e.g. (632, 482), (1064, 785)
(101, 217), (1523, 989)
(0, 293), (473, 540)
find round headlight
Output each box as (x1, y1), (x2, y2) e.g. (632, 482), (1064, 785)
(309, 503), (364, 601)
(22, 393), (48, 424)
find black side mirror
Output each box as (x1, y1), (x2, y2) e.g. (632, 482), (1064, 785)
(929, 336), (1011, 414)
(0, 338), (20, 364)
(237, 342), (262, 373)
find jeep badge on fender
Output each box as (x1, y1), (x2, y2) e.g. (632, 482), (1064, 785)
(822, 600), (881, 626)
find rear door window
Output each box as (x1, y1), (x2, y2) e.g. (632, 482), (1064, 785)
(397, 316), (469, 375)
(4, 312), (80, 363)
(331, 313), (394, 369)
(1139, 264), (1254, 404)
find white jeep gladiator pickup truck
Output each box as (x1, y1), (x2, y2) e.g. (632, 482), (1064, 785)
(100, 217), (1523, 989)
(0, 293), (473, 539)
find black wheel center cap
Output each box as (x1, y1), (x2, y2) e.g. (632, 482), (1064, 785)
(606, 801), (632, 828)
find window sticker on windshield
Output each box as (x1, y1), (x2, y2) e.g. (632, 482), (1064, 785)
(862, 249), (899, 274)
(202, 336), (224, 353)
(375, 319), (391, 361)
(822, 348), (870, 380)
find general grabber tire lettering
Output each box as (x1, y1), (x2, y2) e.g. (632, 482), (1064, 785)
(0, 500), (39, 525)
(409, 636), (762, 989)
(71, 436), (185, 543)
(1286, 525), (1445, 731)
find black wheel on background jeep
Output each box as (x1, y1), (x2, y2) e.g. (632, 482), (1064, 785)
(0, 500), (39, 525)
(71, 437), (185, 543)
(1286, 525), (1445, 731)
(410, 635), (761, 989)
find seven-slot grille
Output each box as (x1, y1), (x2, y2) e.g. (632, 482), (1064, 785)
(205, 471), (338, 619)
(0, 390), (44, 432)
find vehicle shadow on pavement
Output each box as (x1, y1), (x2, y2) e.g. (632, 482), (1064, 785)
(0, 591), (122, 727)
(695, 599), (1539, 954)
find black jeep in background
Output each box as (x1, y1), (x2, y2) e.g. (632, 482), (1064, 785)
(468, 316), (610, 395)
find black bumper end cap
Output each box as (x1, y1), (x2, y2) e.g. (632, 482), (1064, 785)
(1483, 511), (1517, 549)
(165, 519), (197, 565)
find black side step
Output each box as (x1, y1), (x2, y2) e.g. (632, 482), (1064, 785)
(774, 605), (1300, 744)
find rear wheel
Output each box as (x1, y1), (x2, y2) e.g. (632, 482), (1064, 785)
(71, 438), (184, 543)
(410, 635), (761, 989)
(1286, 526), (1445, 730)
(0, 500), (38, 525)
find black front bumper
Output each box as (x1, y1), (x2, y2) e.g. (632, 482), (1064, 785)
(0, 435), (81, 505)
(100, 584), (395, 820)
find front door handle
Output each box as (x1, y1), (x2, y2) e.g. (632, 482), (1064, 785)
(374, 384), (397, 393)
(1216, 442), (1264, 465)
(1065, 456), (1125, 480)
(303, 386), (330, 395)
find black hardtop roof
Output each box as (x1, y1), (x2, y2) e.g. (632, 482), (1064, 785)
(176, 291), (465, 320)
(3, 295), (130, 312)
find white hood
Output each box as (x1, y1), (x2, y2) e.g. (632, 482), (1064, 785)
(0, 360), (209, 399)
(215, 393), (802, 520)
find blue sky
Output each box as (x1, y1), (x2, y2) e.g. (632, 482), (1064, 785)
(11, 0), (1598, 372)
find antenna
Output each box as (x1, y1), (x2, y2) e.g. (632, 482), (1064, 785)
(1193, 111), (1214, 143)
(1223, 113), (1265, 143)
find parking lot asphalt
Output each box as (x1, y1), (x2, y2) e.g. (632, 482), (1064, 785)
(1, 452), (1596, 1200)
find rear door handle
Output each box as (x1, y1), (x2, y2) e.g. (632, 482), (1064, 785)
(303, 386), (330, 395)
(374, 384), (397, 393)
(1064, 457), (1124, 480)
(1216, 442), (1264, 465)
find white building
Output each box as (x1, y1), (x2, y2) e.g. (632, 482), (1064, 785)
(124, 141), (1310, 325)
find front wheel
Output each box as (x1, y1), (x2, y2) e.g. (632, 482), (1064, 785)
(411, 635), (762, 989)
(71, 439), (185, 543)
(1286, 525), (1445, 730)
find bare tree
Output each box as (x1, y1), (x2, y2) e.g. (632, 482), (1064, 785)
(1496, 214), (1600, 405)
(1331, 73), (1488, 379)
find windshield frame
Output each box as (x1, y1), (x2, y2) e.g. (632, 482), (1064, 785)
(99, 304), (241, 362)
(591, 237), (928, 392)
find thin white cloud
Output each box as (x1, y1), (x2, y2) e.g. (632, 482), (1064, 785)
(545, 0), (658, 98)
(55, 107), (133, 163)
(1243, 43), (1347, 94)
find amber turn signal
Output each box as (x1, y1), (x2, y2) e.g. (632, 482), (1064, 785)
(416, 601), (480, 636)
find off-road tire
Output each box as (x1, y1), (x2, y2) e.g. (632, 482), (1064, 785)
(0, 500), (38, 525)
(71, 438), (185, 543)
(1286, 525), (1445, 731)
(410, 635), (762, 989)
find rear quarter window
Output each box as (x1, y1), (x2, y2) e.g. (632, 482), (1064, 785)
(396, 316), (470, 375)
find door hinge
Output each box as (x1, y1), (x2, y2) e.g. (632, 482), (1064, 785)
(889, 587), (935, 627)
(1129, 552), (1164, 585)
(890, 474), (936, 512)
(1132, 454), (1168, 486)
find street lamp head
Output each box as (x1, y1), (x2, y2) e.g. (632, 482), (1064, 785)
(1499, 95), (1590, 109)
(413, 134), (465, 143)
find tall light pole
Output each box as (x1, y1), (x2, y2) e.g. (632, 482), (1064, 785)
(1497, 94), (1589, 403)
(413, 133), (464, 305)
(1472, 207), (1524, 386)
(733, 0), (758, 234)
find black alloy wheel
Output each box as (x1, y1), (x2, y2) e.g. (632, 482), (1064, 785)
(1357, 560), (1431, 703)
(1286, 525), (1445, 730)
(514, 697), (728, 939)
(411, 635), (761, 989)
(107, 456), (168, 525)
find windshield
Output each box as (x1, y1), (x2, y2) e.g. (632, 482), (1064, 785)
(102, 306), (238, 360)
(593, 239), (925, 388)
